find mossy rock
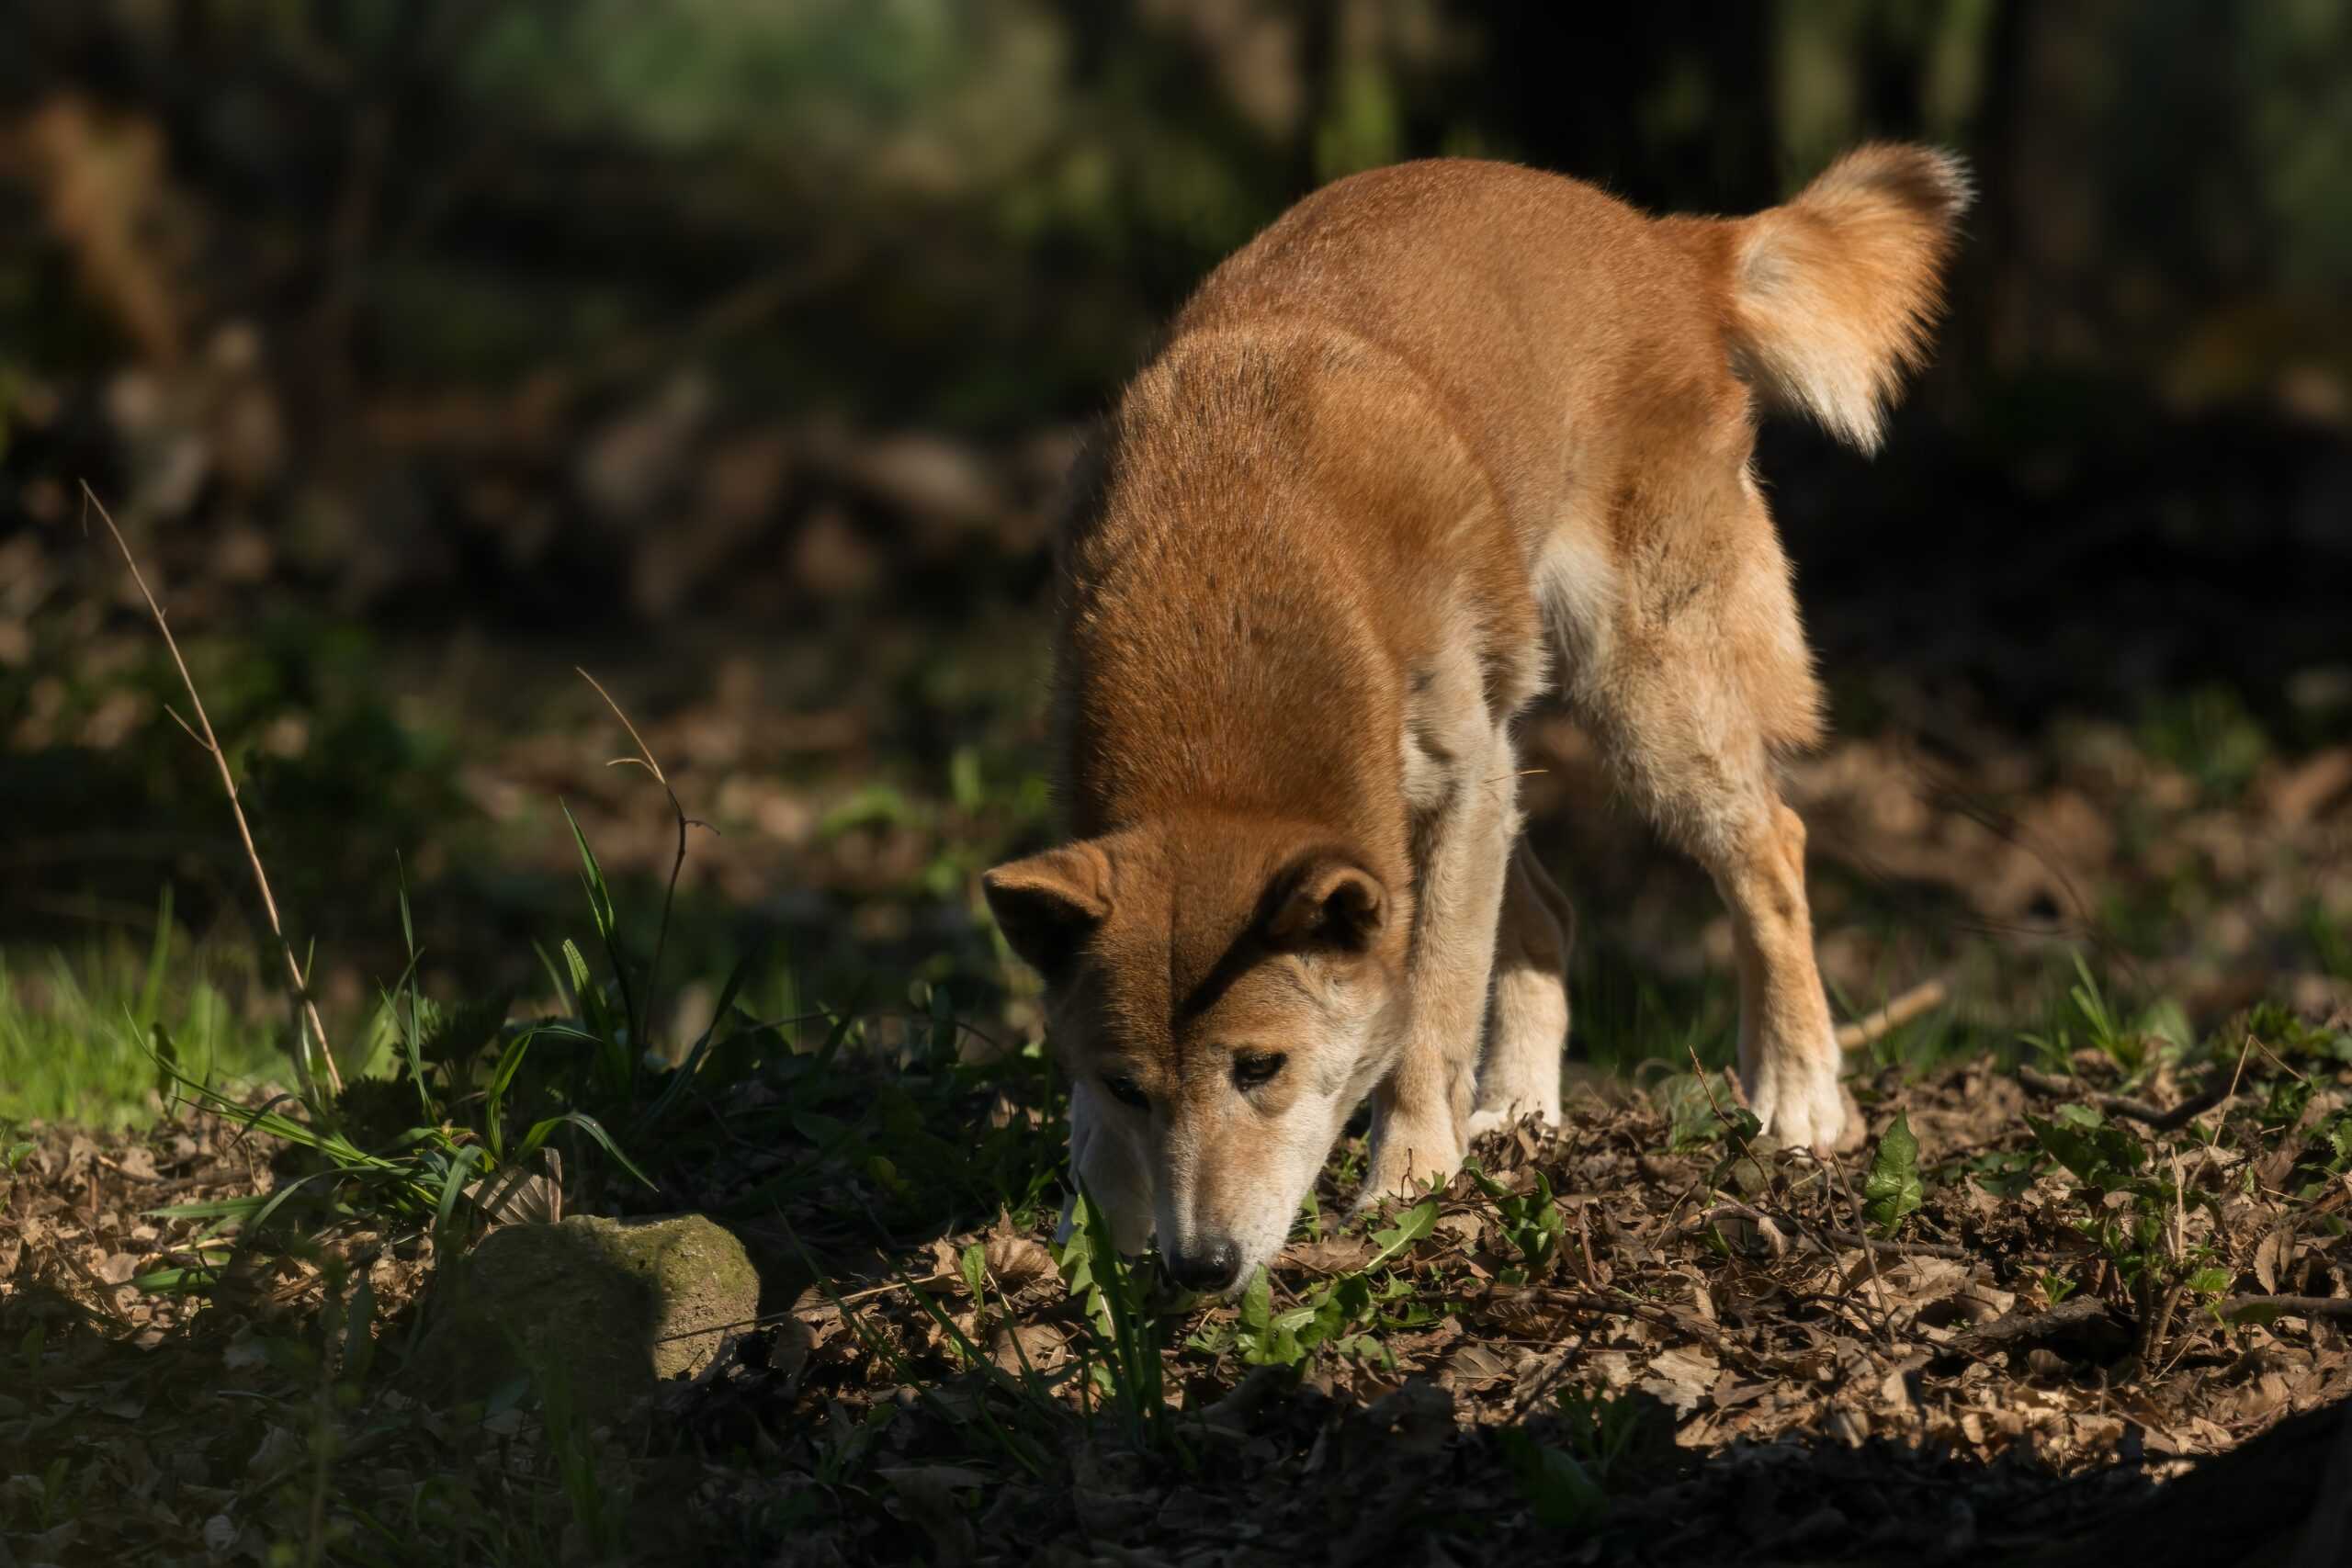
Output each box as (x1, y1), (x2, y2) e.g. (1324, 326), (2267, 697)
(411, 1213), (758, 1419)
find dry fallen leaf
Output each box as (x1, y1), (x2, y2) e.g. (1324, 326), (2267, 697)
(980, 1233), (1054, 1286)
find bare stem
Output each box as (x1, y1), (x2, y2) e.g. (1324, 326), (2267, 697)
(577, 666), (703, 1056)
(1824, 1141), (1898, 1349)
(80, 481), (343, 1096)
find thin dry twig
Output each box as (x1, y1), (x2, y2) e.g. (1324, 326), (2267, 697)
(1954, 1294), (2123, 1353)
(2224, 1026), (2258, 1103)
(1683, 1048), (1900, 1344)
(2220, 1295), (2352, 1322)
(1534, 1287), (1726, 1348)
(1681, 1044), (1898, 1343)
(1822, 1141), (1900, 1350)
(1574, 1203), (1600, 1285)
(2137, 1279), (2186, 1375)
(1835, 978), (1949, 1050)
(1817, 1227), (1976, 1262)
(2017, 1064), (2238, 1131)
(79, 481), (343, 1095)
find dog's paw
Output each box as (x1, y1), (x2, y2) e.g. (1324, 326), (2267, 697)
(1744, 1047), (1853, 1156)
(1464, 1090), (1563, 1146)
(1352, 1121), (1462, 1219)
(1463, 1107), (1511, 1145)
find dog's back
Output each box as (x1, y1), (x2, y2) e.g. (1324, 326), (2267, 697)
(1174, 159), (1713, 562)
(1174, 152), (1966, 557)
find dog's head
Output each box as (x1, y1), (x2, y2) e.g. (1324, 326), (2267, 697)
(984, 814), (1408, 1293)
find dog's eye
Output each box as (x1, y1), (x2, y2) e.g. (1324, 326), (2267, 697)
(1101, 1074), (1150, 1111)
(1232, 1052), (1286, 1089)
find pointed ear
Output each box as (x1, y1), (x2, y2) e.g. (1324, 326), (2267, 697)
(982, 841), (1111, 981)
(1263, 854), (1386, 954)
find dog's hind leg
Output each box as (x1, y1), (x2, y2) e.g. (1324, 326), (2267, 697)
(1703, 796), (1852, 1153)
(1642, 762), (1849, 1154)
(1577, 477), (1854, 1155)
(1467, 836), (1572, 1140)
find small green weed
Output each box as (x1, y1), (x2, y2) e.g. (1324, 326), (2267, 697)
(1500, 1386), (1668, 1530)
(1188, 1199), (1442, 1371)
(1213, 1266), (1429, 1370)
(2019, 952), (2195, 1077)
(1463, 1161), (1566, 1280)
(1657, 1072), (1762, 1153)
(1861, 1111), (1924, 1235)
(2020, 1101), (2229, 1336)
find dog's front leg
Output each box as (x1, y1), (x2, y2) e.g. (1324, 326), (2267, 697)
(1359, 724), (1517, 1209)
(1467, 836), (1573, 1139)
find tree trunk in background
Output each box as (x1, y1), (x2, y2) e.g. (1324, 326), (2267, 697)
(1981, 0), (2109, 375)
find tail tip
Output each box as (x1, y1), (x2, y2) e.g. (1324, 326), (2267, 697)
(1808, 141), (1974, 230)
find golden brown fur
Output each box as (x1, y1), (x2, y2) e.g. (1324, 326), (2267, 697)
(986, 145), (1967, 1292)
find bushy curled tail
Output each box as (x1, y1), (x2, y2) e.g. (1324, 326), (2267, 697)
(1711, 143), (1971, 453)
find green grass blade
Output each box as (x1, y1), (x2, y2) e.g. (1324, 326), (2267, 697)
(151, 1021), (180, 1115)
(516, 1110), (654, 1190)
(560, 799), (639, 1052)
(533, 940), (575, 1013)
(893, 1272), (1057, 1474)
(148, 1193), (275, 1222)
(137, 884), (174, 1028)
(483, 1027), (538, 1163)
(431, 1143), (491, 1244)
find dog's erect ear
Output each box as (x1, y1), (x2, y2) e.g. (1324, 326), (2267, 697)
(1263, 854), (1385, 954)
(982, 841), (1111, 980)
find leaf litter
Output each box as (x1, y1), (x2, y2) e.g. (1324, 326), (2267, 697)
(6, 998), (2352, 1563)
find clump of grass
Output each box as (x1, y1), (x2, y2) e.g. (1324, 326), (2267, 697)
(97, 648), (1072, 1303)
(0, 893), (284, 1127)
(133, 816), (667, 1293)
(1056, 1191), (1179, 1450)
(2020, 951), (2191, 1077)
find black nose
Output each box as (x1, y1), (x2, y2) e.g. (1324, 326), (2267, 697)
(1165, 1239), (1242, 1294)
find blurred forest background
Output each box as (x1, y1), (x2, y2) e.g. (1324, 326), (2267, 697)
(3, 1), (2349, 1111)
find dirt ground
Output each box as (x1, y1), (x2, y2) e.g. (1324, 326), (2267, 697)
(8, 1004), (2351, 1567)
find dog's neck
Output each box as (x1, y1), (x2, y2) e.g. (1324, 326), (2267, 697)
(1054, 514), (1405, 867)
(1048, 339), (1438, 885)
